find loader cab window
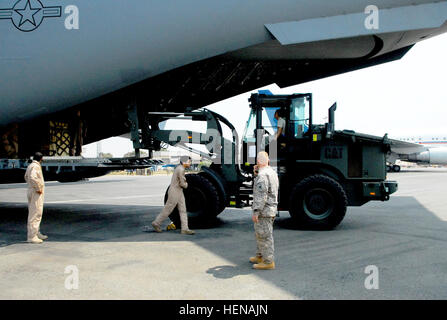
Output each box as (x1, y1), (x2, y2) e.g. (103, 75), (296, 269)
(242, 108), (280, 143)
(264, 107), (281, 136)
(289, 97), (309, 139)
(243, 95), (311, 142)
(242, 110), (256, 143)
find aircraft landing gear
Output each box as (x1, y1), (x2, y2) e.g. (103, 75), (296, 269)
(387, 164), (401, 172)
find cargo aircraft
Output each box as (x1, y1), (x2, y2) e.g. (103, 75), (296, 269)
(1, 0), (447, 182)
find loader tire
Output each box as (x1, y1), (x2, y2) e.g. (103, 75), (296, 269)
(289, 174), (347, 230)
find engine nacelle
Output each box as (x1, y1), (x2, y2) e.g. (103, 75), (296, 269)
(408, 147), (447, 165)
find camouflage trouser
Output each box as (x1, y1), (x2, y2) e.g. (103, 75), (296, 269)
(254, 216), (275, 264)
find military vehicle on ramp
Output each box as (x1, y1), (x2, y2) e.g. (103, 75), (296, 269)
(147, 92), (397, 229)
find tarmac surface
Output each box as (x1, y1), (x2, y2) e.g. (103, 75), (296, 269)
(0, 168), (446, 299)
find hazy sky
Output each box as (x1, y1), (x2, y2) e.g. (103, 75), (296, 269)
(83, 32), (447, 157)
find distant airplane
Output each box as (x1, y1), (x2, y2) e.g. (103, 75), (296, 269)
(1, 0), (447, 165)
(388, 134), (447, 171)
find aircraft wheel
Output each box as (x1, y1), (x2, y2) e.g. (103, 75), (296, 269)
(386, 165), (392, 172)
(166, 174), (221, 228)
(392, 165), (401, 172)
(289, 174), (347, 230)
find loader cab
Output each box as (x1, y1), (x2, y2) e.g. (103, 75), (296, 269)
(288, 95), (311, 139)
(241, 93), (313, 168)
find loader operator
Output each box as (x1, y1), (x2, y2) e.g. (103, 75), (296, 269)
(250, 151), (279, 270)
(273, 109), (286, 140)
(24, 152), (48, 244)
(148, 156), (195, 235)
(273, 109), (287, 151)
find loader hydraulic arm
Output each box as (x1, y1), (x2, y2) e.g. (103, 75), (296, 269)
(146, 109), (243, 183)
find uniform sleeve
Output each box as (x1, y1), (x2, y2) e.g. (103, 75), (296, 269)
(29, 166), (44, 192)
(252, 175), (268, 214)
(178, 168), (188, 189)
(280, 118), (287, 132)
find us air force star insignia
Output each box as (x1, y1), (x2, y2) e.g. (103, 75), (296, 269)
(0, 0), (61, 32)
(15, 0), (41, 27)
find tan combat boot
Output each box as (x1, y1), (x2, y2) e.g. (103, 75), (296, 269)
(249, 256), (263, 264)
(253, 261), (275, 270)
(37, 232), (48, 240)
(151, 222), (163, 233)
(181, 229), (195, 235)
(27, 236), (43, 244)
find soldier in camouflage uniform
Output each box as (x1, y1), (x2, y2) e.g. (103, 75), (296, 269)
(250, 151), (279, 270)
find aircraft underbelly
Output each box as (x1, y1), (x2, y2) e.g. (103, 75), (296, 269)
(0, 0), (446, 127)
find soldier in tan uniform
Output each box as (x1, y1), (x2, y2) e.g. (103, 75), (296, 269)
(149, 156), (195, 235)
(250, 151), (279, 270)
(24, 152), (48, 244)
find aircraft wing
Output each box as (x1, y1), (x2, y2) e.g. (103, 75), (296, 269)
(389, 139), (428, 155)
(265, 2), (447, 46)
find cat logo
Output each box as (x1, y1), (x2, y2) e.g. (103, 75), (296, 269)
(0, 0), (61, 32)
(325, 147), (343, 159)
